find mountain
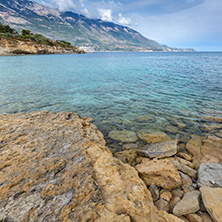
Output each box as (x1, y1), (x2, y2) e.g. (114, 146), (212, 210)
(0, 0), (194, 52)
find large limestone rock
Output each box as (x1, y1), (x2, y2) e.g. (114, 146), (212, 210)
(201, 136), (222, 164)
(173, 191), (200, 216)
(108, 130), (138, 143)
(0, 111), (182, 222)
(138, 131), (170, 144)
(135, 158), (182, 189)
(200, 187), (222, 222)
(197, 163), (222, 188)
(137, 140), (178, 158)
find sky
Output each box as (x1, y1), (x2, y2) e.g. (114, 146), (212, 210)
(35, 0), (222, 51)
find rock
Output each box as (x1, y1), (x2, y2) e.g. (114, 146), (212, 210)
(202, 123), (222, 132)
(155, 199), (170, 212)
(173, 191), (200, 216)
(0, 111), (183, 222)
(175, 156), (195, 169)
(177, 152), (192, 161)
(178, 143), (186, 151)
(135, 115), (155, 123)
(165, 125), (179, 134)
(114, 150), (138, 166)
(180, 134), (192, 143)
(137, 140), (178, 158)
(185, 214), (202, 222)
(201, 136), (222, 163)
(137, 131), (170, 144)
(172, 189), (184, 198)
(197, 163), (222, 188)
(108, 130), (138, 143)
(135, 158), (182, 189)
(123, 143), (139, 150)
(148, 185), (160, 201)
(200, 213), (213, 222)
(172, 159), (197, 179)
(180, 172), (193, 193)
(200, 187), (222, 222)
(160, 191), (172, 202)
(170, 119), (186, 128)
(170, 197), (181, 213)
(186, 135), (202, 169)
(215, 132), (222, 138)
(179, 216), (190, 222)
(202, 115), (222, 123)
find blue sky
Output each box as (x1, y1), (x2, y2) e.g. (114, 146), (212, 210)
(35, 0), (222, 51)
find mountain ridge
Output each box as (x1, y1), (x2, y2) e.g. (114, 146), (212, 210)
(0, 0), (195, 52)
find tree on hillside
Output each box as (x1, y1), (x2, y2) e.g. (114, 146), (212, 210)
(0, 23), (18, 34)
(21, 29), (32, 37)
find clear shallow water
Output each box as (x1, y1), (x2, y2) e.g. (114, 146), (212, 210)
(1, 52), (222, 149)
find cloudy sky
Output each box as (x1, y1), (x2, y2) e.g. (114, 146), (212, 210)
(35, 0), (222, 51)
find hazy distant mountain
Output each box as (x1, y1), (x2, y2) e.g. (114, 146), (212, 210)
(0, 0), (194, 51)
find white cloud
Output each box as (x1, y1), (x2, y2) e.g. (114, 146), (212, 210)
(81, 8), (91, 17)
(118, 13), (131, 25)
(51, 0), (76, 11)
(98, 8), (113, 22)
(130, 0), (222, 50)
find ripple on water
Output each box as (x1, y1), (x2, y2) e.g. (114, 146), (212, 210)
(0, 52), (222, 150)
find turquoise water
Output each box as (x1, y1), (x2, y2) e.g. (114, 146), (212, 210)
(1, 52), (222, 148)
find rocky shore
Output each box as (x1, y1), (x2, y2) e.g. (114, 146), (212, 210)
(0, 36), (85, 55)
(0, 111), (221, 221)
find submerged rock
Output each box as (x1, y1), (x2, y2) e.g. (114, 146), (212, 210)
(123, 143), (139, 150)
(0, 111), (182, 222)
(138, 131), (170, 144)
(108, 130), (138, 143)
(135, 115), (155, 123)
(197, 163), (222, 188)
(201, 115), (222, 123)
(200, 187), (222, 222)
(137, 140), (178, 158)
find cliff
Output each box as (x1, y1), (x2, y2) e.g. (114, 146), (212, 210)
(0, 111), (182, 221)
(0, 35), (84, 55)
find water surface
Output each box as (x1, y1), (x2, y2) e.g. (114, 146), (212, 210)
(1, 52), (222, 149)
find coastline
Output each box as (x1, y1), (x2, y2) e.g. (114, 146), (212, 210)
(0, 35), (85, 55)
(0, 111), (221, 221)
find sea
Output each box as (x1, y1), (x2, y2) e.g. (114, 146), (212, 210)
(1, 52), (222, 150)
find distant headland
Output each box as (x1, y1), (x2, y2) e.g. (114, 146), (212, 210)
(0, 23), (85, 55)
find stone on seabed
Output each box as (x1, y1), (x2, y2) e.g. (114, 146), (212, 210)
(0, 111), (182, 222)
(137, 140), (178, 158)
(137, 130), (170, 144)
(108, 130), (138, 143)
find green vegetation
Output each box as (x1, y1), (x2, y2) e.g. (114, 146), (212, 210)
(0, 23), (73, 48)
(0, 22), (18, 35)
